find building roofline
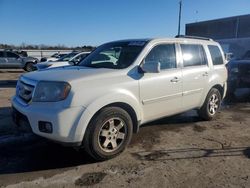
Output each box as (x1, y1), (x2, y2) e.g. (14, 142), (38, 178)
(186, 14), (250, 26)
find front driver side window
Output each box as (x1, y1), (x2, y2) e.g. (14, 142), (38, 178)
(145, 44), (177, 70)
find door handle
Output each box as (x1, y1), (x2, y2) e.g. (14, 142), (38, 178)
(170, 77), (180, 83)
(202, 72), (209, 77)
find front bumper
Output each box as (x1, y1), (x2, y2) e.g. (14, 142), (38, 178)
(11, 96), (86, 144)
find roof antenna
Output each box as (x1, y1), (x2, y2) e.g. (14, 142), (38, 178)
(177, 0), (183, 36)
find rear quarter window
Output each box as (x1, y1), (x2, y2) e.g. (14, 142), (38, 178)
(208, 45), (224, 65)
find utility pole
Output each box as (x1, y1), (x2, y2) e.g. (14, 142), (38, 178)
(178, 0), (182, 36)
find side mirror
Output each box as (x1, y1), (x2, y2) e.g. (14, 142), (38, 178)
(141, 61), (161, 73)
(225, 53), (234, 63)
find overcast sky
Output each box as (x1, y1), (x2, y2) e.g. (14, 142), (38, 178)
(0, 0), (249, 46)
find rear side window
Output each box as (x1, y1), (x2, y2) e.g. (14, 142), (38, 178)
(180, 44), (207, 67)
(208, 45), (224, 65)
(0, 52), (4, 58)
(6, 52), (19, 58)
(145, 44), (177, 70)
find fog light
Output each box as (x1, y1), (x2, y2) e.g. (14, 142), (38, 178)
(38, 121), (53, 133)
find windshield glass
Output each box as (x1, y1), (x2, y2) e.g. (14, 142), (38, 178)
(78, 41), (147, 69)
(58, 52), (78, 61)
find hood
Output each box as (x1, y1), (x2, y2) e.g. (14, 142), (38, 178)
(36, 61), (71, 70)
(229, 59), (250, 65)
(22, 66), (119, 83)
(24, 56), (38, 62)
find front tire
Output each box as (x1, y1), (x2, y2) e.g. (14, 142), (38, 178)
(83, 107), (133, 161)
(24, 62), (34, 72)
(198, 88), (222, 121)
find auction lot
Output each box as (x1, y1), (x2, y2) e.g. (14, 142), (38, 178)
(0, 69), (250, 188)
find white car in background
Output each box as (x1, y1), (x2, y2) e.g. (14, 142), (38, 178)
(40, 53), (68, 62)
(35, 51), (90, 70)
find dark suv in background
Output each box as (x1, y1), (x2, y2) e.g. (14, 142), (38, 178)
(0, 50), (38, 71)
(227, 50), (250, 96)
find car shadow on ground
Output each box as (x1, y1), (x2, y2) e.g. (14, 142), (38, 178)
(0, 69), (24, 74)
(131, 146), (250, 161)
(0, 80), (17, 88)
(0, 107), (95, 175)
(0, 136), (95, 174)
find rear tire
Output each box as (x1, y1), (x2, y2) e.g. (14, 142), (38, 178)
(83, 107), (133, 161)
(198, 88), (222, 121)
(24, 62), (34, 72)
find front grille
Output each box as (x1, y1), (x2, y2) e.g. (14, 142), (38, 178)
(17, 80), (35, 103)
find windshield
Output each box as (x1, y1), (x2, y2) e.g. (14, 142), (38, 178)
(57, 52), (79, 61)
(78, 41), (147, 69)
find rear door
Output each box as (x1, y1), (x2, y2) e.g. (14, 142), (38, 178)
(179, 43), (210, 110)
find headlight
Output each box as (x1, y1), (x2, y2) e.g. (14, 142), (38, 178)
(33, 81), (71, 102)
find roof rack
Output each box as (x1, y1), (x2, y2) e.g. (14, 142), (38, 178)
(175, 35), (213, 41)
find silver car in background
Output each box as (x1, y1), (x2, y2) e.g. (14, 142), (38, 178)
(0, 50), (38, 71)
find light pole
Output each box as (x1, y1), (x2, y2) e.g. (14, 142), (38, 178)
(178, 0), (182, 36)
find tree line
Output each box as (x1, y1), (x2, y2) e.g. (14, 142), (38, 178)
(0, 43), (95, 51)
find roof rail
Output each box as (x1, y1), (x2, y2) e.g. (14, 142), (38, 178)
(175, 35), (213, 41)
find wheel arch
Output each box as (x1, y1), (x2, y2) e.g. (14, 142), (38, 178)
(74, 93), (142, 143)
(199, 83), (225, 108)
(212, 84), (224, 98)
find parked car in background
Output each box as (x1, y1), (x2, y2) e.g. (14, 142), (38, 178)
(227, 50), (250, 96)
(0, 50), (38, 71)
(40, 53), (68, 62)
(12, 36), (227, 160)
(35, 51), (90, 70)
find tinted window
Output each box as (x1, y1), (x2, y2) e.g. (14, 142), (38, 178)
(6, 52), (19, 58)
(208, 45), (224, 65)
(181, 44), (207, 67)
(0, 52), (4, 58)
(145, 44), (176, 70)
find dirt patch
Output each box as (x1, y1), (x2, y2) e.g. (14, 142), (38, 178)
(212, 122), (228, 130)
(130, 126), (161, 150)
(130, 114), (200, 150)
(193, 124), (206, 132)
(75, 172), (107, 186)
(230, 113), (246, 122)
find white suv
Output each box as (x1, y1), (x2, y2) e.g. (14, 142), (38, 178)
(12, 36), (228, 160)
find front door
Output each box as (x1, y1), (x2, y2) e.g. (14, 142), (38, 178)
(139, 43), (182, 122)
(5, 52), (22, 68)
